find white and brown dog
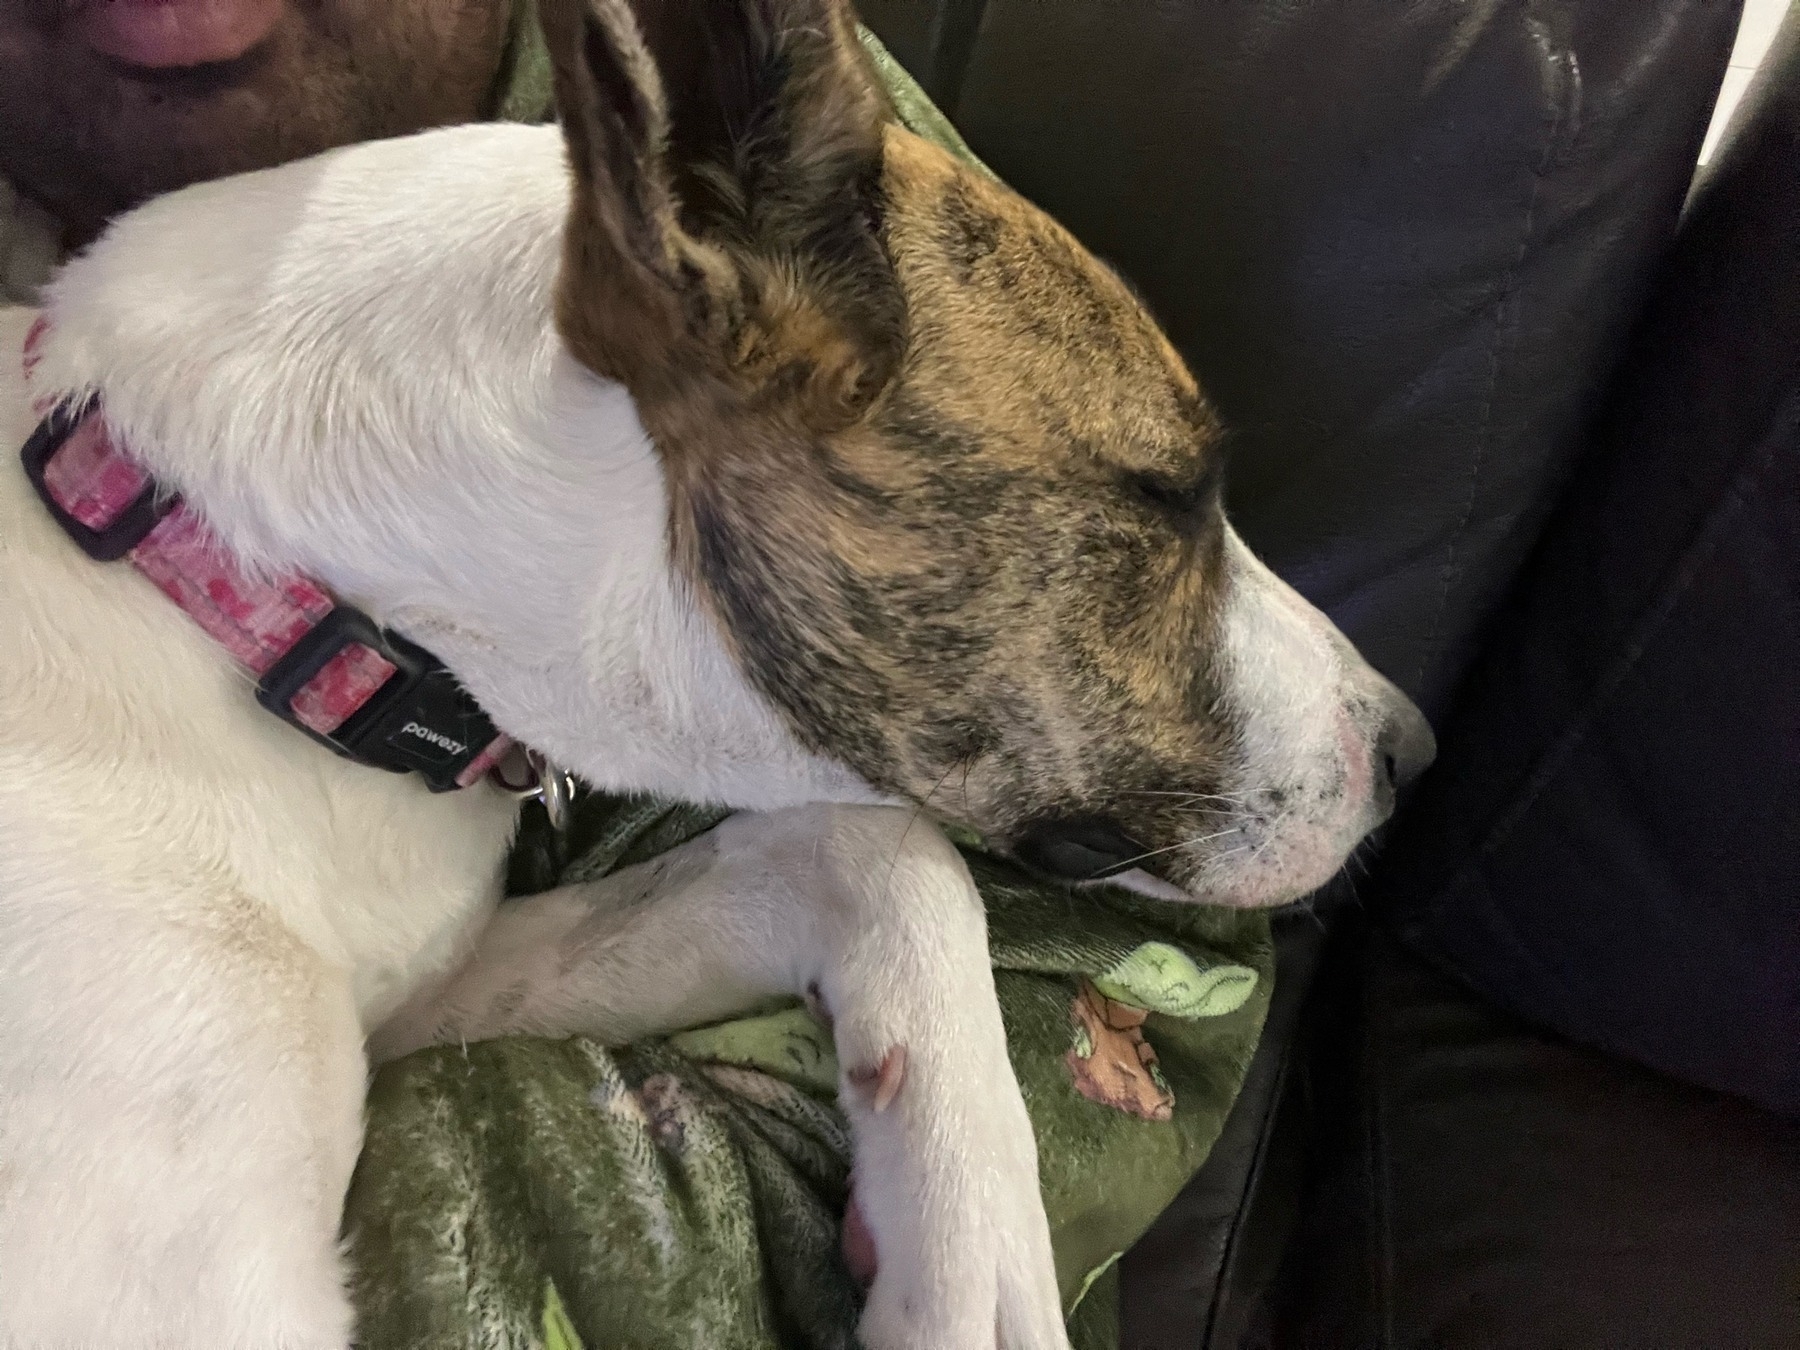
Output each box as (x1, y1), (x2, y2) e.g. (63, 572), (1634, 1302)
(0, 0), (1433, 1345)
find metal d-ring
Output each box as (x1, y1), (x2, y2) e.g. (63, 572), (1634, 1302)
(526, 748), (578, 837)
(491, 745), (578, 838)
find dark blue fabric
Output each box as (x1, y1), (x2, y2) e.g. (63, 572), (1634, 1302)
(1377, 13), (1800, 1116)
(1279, 925), (1800, 1348)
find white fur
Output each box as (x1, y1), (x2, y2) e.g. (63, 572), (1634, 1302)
(2, 124), (1065, 1348)
(1, 303), (515, 1346)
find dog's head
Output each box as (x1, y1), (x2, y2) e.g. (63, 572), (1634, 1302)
(539, 0), (1434, 908)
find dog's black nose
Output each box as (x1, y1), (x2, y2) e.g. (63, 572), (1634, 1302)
(1012, 815), (1148, 882)
(1374, 697), (1437, 802)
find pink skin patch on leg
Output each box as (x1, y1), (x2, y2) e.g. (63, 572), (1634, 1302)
(839, 1046), (908, 1285)
(842, 1186), (878, 1288)
(847, 1045), (907, 1113)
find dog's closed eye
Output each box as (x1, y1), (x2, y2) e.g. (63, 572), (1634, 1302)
(1127, 459), (1224, 520)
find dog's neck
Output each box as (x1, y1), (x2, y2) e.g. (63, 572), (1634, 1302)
(28, 123), (877, 812)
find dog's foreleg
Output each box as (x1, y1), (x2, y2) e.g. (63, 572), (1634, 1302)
(371, 802), (1070, 1350)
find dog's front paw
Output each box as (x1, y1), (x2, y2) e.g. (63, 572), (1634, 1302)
(828, 996), (1069, 1350)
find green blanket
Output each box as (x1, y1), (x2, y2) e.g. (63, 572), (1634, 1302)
(343, 22), (1274, 1350)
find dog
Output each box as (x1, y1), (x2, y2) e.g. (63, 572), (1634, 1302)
(0, 0), (1434, 1344)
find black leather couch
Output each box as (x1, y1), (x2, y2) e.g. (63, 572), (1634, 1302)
(858, 2), (1800, 1345)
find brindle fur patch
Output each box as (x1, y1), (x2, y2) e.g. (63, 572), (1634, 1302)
(545, 0), (1244, 884)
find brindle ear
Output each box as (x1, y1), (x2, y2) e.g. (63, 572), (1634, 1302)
(540, 0), (905, 427)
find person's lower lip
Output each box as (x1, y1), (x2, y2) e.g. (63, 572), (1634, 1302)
(69, 0), (284, 70)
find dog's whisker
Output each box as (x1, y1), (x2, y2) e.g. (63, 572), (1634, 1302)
(883, 758), (967, 903)
(1115, 789), (1268, 804)
(1108, 826), (1244, 873)
(1117, 796), (1248, 810)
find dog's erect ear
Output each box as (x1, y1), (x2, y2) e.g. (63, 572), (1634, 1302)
(540, 0), (904, 428)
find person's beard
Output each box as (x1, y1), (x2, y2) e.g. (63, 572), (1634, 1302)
(0, 0), (509, 246)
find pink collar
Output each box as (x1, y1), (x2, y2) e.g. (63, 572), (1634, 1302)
(19, 317), (514, 793)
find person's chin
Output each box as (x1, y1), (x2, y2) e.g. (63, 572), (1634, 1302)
(69, 0), (285, 72)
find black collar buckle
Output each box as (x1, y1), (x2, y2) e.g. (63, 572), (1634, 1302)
(21, 399), (176, 560)
(256, 605), (502, 793)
